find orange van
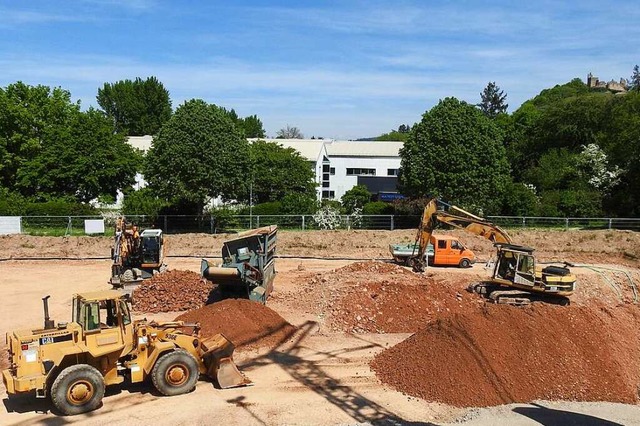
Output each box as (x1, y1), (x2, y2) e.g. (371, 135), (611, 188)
(429, 235), (475, 267)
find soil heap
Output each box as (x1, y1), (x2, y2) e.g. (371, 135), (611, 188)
(132, 270), (214, 313)
(176, 299), (296, 351)
(371, 303), (640, 407)
(297, 261), (481, 333)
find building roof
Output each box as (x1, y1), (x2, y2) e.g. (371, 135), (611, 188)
(249, 138), (326, 162)
(127, 135), (154, 152)
(325, 141), (404, 157)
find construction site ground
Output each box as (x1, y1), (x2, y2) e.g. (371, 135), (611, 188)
(1, 229), (640, 425)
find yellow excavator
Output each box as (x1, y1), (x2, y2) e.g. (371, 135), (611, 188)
(2, 291), (250, 415)
(409, 199), (576, 304)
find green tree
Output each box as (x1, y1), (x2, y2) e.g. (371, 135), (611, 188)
(399, 97), (510, 214)
(249, 140), (316, 204)
(17, 108), (140, 202)
(122, 187), (169, 218)
(241, 114), (266, 138)
(144, 99), (251, 211)
(629, 65), (640, 92)
(340, 185), (371, 214)
(0, 82), (79, 191)
(0, 82), (139, 202)
(478, 81), (508, 118)
(276, 125), (303, 139)
(97, 76), (172, 135)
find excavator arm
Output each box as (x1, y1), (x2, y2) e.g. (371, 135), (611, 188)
(411, 199), (512, 271)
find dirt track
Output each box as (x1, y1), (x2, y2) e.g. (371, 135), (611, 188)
(1, 230), (640, 425)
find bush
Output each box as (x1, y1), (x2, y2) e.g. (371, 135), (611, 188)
(341, 185), (372, 214)
(250, 201), (282, 215)
(362, 201), (394, 215)
(280, 193), (319, 214)
(0, 189), (27, 215)
(23, 200), (97, 216)
(209, 206), (241, 232)
(122, 188), (169, 218)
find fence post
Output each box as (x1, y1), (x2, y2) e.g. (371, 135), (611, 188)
(565, 218), (569, 229)
(210, 216), (214, 234)
(346, 215), (350, 230)
(390, 215), (394, 231)
(163, 215), (168, 232)
(608, 218), (612, 230)
(256, 216), (260, 228)
(302, 215), (305, 230)
(522, 217), (526, 228)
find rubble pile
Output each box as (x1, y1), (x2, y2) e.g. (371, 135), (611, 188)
(132, 270), (214, 313)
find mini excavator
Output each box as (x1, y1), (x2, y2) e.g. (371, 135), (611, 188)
(405, 199), (576, 304)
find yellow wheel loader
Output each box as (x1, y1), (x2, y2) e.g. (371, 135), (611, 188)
(404, 198), (576, 304)
(2, 292), (250, 415)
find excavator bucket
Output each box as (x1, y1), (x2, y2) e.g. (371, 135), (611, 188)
(200, 334), (252, 389)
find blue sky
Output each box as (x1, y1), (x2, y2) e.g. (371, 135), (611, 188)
(1, 1), (638, 139)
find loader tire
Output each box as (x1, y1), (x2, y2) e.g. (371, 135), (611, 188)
(51, 364), (105, 416)
(151, 350), (199, 396)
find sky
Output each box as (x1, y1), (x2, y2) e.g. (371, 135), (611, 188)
(0, 1), (638, 140)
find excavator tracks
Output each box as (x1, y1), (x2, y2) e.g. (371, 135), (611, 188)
(467, 282), (570, 306)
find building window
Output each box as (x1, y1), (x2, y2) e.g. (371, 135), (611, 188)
(322, 190), (335, 199)
(322, 181), (330, 188)
(387, 169), (399, 176)
(346, 168), (376, 176)
(323, 173), (330, 181)
(323, 164), (330, 173)
(330, 167), (335, 175)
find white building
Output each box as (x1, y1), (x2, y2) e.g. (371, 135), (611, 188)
(127, 136), (405, 204)
(253, 139), (404, 201)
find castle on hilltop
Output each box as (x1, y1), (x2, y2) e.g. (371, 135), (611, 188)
(587, 73), (628, 93)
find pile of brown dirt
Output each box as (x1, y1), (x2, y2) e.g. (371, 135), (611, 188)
(175, 299), (296, 351)
(132, 270), (214, 313)
(0, 348), (9, 371)
(295, 261), (482, 333)
(371, 303), (640, 407)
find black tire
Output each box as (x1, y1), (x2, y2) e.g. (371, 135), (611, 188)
(151, 350), (199, 396)
(459, 258), (471, 268)
(51, 364), (105, 416)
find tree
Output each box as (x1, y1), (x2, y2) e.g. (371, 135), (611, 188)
(144, 99), (251, 211)
(629, 65), (640, 92)
(241, 115), (266, 138)
(276, 125), (303, 139)
(97, 76), (172, 135)
(0, 82), (139, 202)
(249, 140), (316, 204)
(340, 185), (371, 214)
(478, 82), (508, 118)
(16, 108), (140, 202)
(399, 97), (510, 214)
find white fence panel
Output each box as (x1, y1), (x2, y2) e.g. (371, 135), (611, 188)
(84, 219), (105, 234)
(0, 216), (21, 235)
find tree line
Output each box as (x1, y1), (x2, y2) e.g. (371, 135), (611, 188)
(1, 68), (639, 218)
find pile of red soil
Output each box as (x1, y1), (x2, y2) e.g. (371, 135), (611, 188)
(175, 299), (296, 351)
(299, 261), (480, 333)
(371, 303), (640, 407)
(132, 270), (214, 313)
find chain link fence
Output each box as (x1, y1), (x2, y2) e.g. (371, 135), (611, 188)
(5, 214), (640, 236)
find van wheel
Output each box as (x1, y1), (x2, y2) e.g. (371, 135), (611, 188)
(51, 364), (105, 415)
(459, 258), (471, 268)
(152, 350), (199, 396)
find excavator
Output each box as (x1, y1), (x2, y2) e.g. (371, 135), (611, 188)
(406, 199), (576, 304)
(110, 217), (167, 294)
(2, 291), (250, 415)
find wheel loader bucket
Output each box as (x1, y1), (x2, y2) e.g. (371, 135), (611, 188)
(200, 334), (252, 389)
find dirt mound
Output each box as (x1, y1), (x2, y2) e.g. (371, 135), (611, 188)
(294, 261), (481, 333)
(132, 270), (214, 313)
(0, 348), (8, 371)
(371, 303), (640, 407)
(175, 299), (296, 351)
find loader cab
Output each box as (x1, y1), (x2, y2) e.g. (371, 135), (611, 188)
(494, 244), (536, 288)
(140, 229), (163, 265)
(72, 291), (134, 356)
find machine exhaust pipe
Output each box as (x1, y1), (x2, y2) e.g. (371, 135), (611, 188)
(42, 295), (55, 330)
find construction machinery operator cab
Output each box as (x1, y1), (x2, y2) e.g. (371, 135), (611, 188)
(495, 245), (536, 287)
(140, 229), (163, 264)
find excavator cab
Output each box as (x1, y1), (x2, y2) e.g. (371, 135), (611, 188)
(494, 245), (536, 288)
